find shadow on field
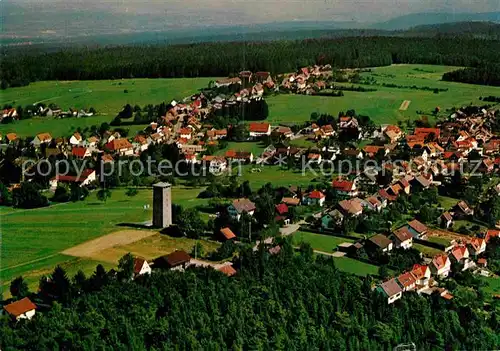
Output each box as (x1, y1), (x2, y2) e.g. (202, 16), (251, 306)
(117, 222), (153, 230)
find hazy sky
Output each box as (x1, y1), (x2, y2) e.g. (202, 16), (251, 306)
(9, 0), (500, 23)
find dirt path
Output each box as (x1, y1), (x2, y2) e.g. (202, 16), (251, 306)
(399, 100), (411, 111)
(0, 253), (61, 273)
(62, 230), (157, 258)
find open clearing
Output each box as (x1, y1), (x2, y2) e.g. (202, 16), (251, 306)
(62, 229), (158, 258)
(0, 77), (216, 137)
(87, 233), (220, 264)
(3, 65), (500, 138)
(292, 231), (354, 252)
(0, 186), (209, 285)
(332, 257), (380, 277)
(426, 227), (474, 246)
(263, 64), (500, 125)
(399, 100), (411, 111)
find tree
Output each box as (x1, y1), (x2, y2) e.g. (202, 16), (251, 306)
(52, 184), (71, 202)
(12, 182), (49, 209)
(73, 270), (87, 294)
(176, 208), (205, 239)
(0, 182), (13, 205)
(254, 192), (276, 225)
(118, 253), (135, 281)
(125, 188), (139, 197)
(97, 188), (112, 203)
(88, 264), (109, 291)
(10, 276), (29, 299)
(378, 265), (390, 280)
(70, 183), (89, 201)
(299, 242), (314, 261)
(191, 242), (205, 258)
(118, 104), (133, 118)
(210, 240), (237, 260)
(231, 123), (249, 141)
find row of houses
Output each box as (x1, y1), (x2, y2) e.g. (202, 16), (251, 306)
(376, 231), (491, 305)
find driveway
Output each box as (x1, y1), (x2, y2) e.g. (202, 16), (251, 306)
(279, 222), (303, 236)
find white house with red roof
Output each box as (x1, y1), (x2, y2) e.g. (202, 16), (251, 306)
(49, 169), (96, 190)
(363, 196), (385, 212)
(411, 264), (431, 290)
(430, 254), (451, 278)
(377, 278), (403, 304)
(332, 178), (358, 197)
(392, 227), (413, 249)
(133, 257), (151, 277)
(303, 190), (326, 207)
(449, 245), (474, 271)
(228, 198), (256, 220)
(69, 132), (83, 146)
(72, 146), (92, 159)
(3, 297), (37, 321)
(202, 155), (227, 175)
(105, 138), (134, 156)
(249, 122), (271, 138)
(468, 237), (486, 256)
(397, 272), (417, 292)
(31, 132), (53, 147)
(179, 128), (192, 140)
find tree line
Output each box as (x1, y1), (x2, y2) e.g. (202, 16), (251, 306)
(1, 241), (498, 350)
(1, 36), (499, 89)
(442, 64), (500, 86)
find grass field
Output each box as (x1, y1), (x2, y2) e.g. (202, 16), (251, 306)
(263, 64), (500, 125)
(438, 195), (460, 210)
(332, 257), (380, 277)
(0, 77), (216, 137)
(292, 231), (354, 252)
(87, 233), (220, 264)
(427, 236), (453, 246)
(0, 186), (208, 287)
(234, 165), (318, 188)
(3, 65), (500, 139)
(215, 141), (267, 156)
(481, 276), (500, 298)
(413, 243), (443, 257)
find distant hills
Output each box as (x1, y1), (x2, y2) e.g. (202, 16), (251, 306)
(2, 6), (500, 48)
(371, 12), (500, 30)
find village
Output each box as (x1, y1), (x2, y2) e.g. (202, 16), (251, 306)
(1, 66), (500, 321)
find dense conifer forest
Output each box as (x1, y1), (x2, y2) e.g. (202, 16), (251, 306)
(1, 242), (498, 350)
(1, 36), (499, 89)
(442, 64), (500, 86)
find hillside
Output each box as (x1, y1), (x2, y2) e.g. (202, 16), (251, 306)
(372, 12), (500, 30)
(404, 21), (500, 39)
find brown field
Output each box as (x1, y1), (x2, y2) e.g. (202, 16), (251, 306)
(87, 233), (221, 263)
(399, 100), (411, 111)
(427, 228), (473, 245)
(62, 229), (158, 258)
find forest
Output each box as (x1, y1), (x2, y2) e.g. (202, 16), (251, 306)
(1, 241), (499, 350)
(1, 36), (499, 89)
(442, 64), (500, 86)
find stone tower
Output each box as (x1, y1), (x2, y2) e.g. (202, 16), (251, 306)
(152, 182), (172, 228)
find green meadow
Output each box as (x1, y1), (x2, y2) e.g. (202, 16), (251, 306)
(0, 186), (208, 288)
(2, 65), (500, 139)
(332, 257), (380, 277)
(0, 77), (216, 137)
(264, 64), (500, 125)
(292, 231), (354, 252)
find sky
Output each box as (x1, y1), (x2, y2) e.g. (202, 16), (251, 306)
(8, 0), (500, 23)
